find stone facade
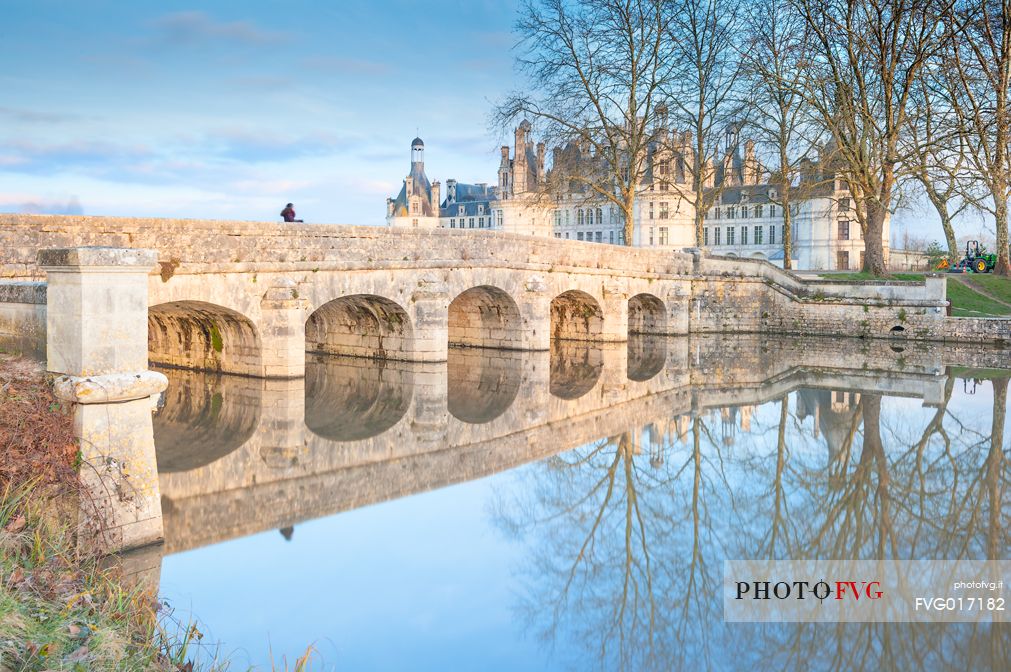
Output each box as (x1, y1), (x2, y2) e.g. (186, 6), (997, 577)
(385, 124), (884, 270)
(2, 214), (995, 382)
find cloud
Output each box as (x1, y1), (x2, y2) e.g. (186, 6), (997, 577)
(207, 128), (358, 163)
(302, 56), (392, 76)
(0, 140), (154, 175)
(150, 11), (286, 47)
(0, 107), (82, 124)
(0, 194), (84, 215)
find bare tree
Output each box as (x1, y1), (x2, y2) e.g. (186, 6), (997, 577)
(944, 0), (1011, 275)
(497, 0), (675, 245)
(738, 0), (823, 269)
(903, 68), (974, 261)
(665, 0), (743, 247)
(793, 0), (949, 275)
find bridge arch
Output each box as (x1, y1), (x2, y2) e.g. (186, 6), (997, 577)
(306, 294), (413, 360)
(627, 334), (667, 381)
(550, 343), (603, 400)
(550, 290), (604, 341)
(304, 355), (414, 442)
(448, 285), (522, 349)
(447, 348), (522, 423)
(148, 300), (262, 376)
(628, 293), (667, 335)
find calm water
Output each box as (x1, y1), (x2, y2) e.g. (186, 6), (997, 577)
(150, 335), (1011, 671)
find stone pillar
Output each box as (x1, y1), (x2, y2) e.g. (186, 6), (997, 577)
(600, 281), (629, 342)
(518, 274), (551, 351)
(410, 274), (450, 362)
(38, 247), (168, 554)
(665, 282), (692, 335)
(260, 279), (310, 378)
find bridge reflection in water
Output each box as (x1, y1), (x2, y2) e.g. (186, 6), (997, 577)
(150, 334), (1011, 670)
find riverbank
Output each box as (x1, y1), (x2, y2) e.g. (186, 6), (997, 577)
(0, 355), (209, 671)
(818, 271), (1011, 317)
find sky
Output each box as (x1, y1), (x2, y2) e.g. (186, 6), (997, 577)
(0, 1), (988, 244)
(0, 1), (521, 224)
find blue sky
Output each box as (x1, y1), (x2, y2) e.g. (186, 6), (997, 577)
(0, 1), (520, 224)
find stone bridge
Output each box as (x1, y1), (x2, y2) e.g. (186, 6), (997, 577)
(0, 215), (958, 380)
(153, 333), (988, 555)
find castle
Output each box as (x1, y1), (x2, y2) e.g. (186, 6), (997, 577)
(385, 123), (883, 271)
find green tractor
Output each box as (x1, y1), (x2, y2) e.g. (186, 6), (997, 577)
(950, 240), (997, 274)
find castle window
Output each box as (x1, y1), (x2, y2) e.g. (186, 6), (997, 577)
(469, 218), (475, 228)
(840, 197), (850, 211)
(565, 232), (570, 239)
(577, 232), (584, 241)
(459, 205), (465, 216)
(704, 227), (710, 246)
(497, 211), (503, 227)
(659, 227), (669, 245)
(769, 224), (776, 245)
(741, 226), (748, 245)
(412, 218), (418, 227)
(450, 219), (456, 228)
(727, 226), (735, 245)
(649, 227), (654, 245)
(769, 205), (777, 217)
(838, 219), (850, 240)
(609, 230), (614, 243)
(595, 231), (602, 242)
(659, 202), (669, 219)
(596, 208), (602, 224)
(479, 217), (485, 227)
(755, 225), (764, 245)
(555, 210), (561, 226)
(411, 202), (419, 214)
(555, 232), (561, 238)
(649, 202), (654, 219)
(578, 209), (584, 226)
(478, 204), (485, 215)
(727, 207), (735, 220)
(714, 227), (722, 245)
(755, 204), (763, 218)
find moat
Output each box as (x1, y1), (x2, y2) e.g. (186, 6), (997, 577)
(150, 334), (1009, 671)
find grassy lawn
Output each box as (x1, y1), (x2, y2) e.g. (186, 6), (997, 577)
(962, 273), (1011, 305)
(818, 271), (1011, 317)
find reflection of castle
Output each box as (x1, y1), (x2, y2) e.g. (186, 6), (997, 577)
(796, 389), (861, 459)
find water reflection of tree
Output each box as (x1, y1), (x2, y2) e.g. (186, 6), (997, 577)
(495, 374), (1011, 671)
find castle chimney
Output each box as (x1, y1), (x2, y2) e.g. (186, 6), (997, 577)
(447, 179), (457, 203)
(536, 142), (546, 184)
(431, 181), (441, 211)
(744, 139), (758, 185)
(405, 175), (414, 196)
(386, 197), (394, 218)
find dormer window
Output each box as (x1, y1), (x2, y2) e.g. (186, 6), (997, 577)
(768, 188), (778, 200)
(478, 204), (485, 215)
(740, 193), (749, 205)
(458, 205), (465, 216)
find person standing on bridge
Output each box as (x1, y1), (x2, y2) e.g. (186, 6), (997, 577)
(280, 203), (303, 223)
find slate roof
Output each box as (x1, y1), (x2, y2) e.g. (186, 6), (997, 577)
(389, 161), (435, 217)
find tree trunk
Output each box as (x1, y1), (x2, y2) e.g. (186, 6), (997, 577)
(863, 202), (888, 275)
(994, 196), (1010, 276)
(781, 184), (792, 271)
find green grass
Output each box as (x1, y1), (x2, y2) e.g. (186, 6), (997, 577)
(962, 274), (1011, 306)
(818, 270), (1011, 317)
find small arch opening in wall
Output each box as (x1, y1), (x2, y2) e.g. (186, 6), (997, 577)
(306, 294), (414, 360)
(448, 285), (523, 350)
(148, 300), (262, 376)
(550, 290), (604, 342)
(889, 325), (906, 336)
(628, 293), (667, 336)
